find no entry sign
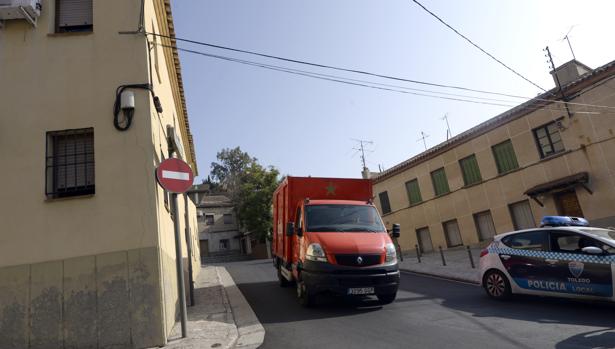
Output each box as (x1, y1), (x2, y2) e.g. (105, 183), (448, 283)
(156, 158), (194, 193)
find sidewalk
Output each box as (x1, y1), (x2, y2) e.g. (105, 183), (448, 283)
(163, 266), (264, 349)
(398, 246), (482, 284)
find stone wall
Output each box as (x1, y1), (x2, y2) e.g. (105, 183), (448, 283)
(0, 247), (164, 349)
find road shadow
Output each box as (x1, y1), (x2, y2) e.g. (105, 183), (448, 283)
(235, 281), (392, 324)
(399, 274), (615, 348)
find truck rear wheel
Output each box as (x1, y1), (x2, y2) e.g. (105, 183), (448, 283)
(277, 263), (290, 288)
(296, 279), (314, 307)
(377, 293), (397, 305)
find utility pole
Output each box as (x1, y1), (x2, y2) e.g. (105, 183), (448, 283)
(441, 113), (452, 140)
(351, 139), (374, 171)
(544, 46), (573, 118)
(417, 131), (429, 150)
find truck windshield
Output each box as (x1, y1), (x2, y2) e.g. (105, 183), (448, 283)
(305, 205), (386, 233)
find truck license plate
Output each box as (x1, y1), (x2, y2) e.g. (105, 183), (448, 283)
(347, 287), (375, 295)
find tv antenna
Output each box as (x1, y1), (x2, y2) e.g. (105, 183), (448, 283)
(441, 113), (452, 140)
(351, 139), (374, 170)
(417, 131), (429, 150)
(561, 25), (577, 60)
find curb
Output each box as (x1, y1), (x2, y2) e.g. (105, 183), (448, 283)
(399, 268), (480, 285)
(217, 267), (265, 349)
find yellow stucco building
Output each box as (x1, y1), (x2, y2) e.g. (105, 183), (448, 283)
(0, 0), (200, 348)
(373, 59), (615, 255)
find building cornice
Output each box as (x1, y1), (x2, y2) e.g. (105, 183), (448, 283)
(154, 0), (198, 175)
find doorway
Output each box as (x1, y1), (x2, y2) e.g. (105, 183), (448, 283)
(554, 189), (584, 217)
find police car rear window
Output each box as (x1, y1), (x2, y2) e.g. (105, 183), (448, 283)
(579, 228), (615, 241)
(501, 231), (547, 251)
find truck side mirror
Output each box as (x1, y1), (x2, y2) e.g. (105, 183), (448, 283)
(296, 226), (303, 237)
(286, 222), (295, 236)
(391, 224), (401, 238)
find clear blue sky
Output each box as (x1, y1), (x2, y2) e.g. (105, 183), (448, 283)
(171, 0), (615, 180)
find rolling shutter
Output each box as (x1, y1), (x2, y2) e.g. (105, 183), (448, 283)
(57, 0), (93, 27)
(443, 220), (463, 247)
(509, 200), (536, 230)
(474, 211), (496, 241)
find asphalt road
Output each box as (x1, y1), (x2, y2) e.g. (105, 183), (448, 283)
(225, 259), (615, 349)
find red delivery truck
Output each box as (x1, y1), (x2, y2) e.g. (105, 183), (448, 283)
(272, 176), (400, 307)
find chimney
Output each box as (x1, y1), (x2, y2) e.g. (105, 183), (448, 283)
(361, 167), (371, 179)
(550, 60), (592, 87)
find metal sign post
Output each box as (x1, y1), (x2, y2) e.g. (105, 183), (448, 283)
(156, 157), (194, 339)
(171, 192), (188, 338)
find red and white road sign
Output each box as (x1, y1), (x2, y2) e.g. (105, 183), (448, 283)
(156, 158), (194, 193)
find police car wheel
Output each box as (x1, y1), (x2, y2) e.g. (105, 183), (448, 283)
(483, 270), (511, 300)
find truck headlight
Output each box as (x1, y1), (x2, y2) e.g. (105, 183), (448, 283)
(385, 243), (397, 263)
(306, 243), (327, 262)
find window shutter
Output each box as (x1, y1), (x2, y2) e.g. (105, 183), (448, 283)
(405, 179), (422, 205)
(492, 140), (519, 174)
(379, 191), (391, 214)
(431, 168), (450, 196)
(57, 0), (93, 27)
(460, 155), (482, 185)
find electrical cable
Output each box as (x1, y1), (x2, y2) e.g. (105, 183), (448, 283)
(148, 32), (615, 111)
(409, 0), (546, 92)
(113, 84), (162, 131)
(154, 42), (615, 115)
(146, 31), (543, 99)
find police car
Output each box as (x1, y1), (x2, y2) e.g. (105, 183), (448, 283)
(480, 216), (615, 301)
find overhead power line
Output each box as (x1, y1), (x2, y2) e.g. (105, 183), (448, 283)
(153, 41), (615, 116)
(146, 32), (539, 98)
(147, 32), (615, 112)
(409, 0), (547, 92)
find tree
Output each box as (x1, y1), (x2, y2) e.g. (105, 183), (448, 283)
(236, 163), (280, 242)
(209, 147), (280, 242)
(210, 147), (256, 201)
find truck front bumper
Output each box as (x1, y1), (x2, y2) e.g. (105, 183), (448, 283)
(301, 260), (400, 296)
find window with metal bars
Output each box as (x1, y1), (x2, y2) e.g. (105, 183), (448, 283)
(378, 191), (391, 214)
(405, 178), (422, 205)
(430, 167), (450, 196)
(46, 128), (94, 198)
(533, 121), (565, 158)
(492, 140), (519, 174)
(459, 154), (482, 186)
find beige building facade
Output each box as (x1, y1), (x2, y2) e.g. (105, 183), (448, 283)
(373, 60), (615, 254)
(0, 0), (200, 348)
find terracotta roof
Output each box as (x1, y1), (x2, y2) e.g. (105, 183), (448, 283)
(372, 59), (615, 184)
(162, 0), (198, 174)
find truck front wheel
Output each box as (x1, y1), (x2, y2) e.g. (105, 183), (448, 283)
(377, 293), (397, 305)
(296, 279), (314, 307)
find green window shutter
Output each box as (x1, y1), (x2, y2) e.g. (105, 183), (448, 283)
(405, 179), (422, 205)
(492, 140), (519, 174)
(379, 191), (391, 214)
(431, 168), (450, 196)
(459, 155), (482, 186)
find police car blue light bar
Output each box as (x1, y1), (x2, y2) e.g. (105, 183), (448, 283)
(540, 216), (589, 227)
